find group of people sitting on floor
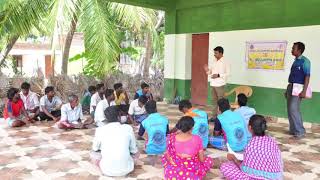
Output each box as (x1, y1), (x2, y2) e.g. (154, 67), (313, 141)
(2, 81), (283, 179)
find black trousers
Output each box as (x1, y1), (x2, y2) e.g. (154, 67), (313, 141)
(39, 110), (61, 121)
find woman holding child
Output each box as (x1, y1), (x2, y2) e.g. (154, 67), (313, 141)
(162, 116), (213, 180)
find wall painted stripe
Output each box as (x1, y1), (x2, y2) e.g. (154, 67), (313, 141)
(164, 78), (191, 101)
(166, 0), (320, 34)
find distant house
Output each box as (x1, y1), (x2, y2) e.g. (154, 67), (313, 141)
(4, 33), (85, 77)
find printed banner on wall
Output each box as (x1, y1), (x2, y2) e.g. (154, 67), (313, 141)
(246, 41), (287, 70)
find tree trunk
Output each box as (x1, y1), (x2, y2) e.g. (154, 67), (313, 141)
(143, 32), (152, 78)
(62, 14), (78, 75)
(0, 36), (19, 68)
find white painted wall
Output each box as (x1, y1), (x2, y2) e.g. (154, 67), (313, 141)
(22, 55), (45, 77)
(164, 34), (192, 80)
(209, 25), (320, 92)
(164, 35), (176, 79)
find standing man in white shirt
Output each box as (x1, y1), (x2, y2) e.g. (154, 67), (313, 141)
(90, 83), (105, 119)
(91, 106), (139, 177)
(94, 89), (116, 127)
(204, 46), (230, 118)
(20, 82), (40, 120)
(57, 94), (93, 129)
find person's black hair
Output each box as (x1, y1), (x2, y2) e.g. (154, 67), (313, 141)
(44, 86), (54, 94)
(217, 98), (230, 113)
(214, 46), (224, 54)
(21, 82), (31, 90)
(88, 86), (96, 93)
(96, 83), (104, 90)
(294, 42), (305, 54)
(141, 82), (149, 89)
(104, 106), (119, 123)
(249, 115), (267, 136)
(176, 116), (195, 133)
(178, 100), (192, 111)
(105, 89), (114, 98)
(237, 93), (248, 107)
(138, 95), (148, 105)
(114, 83), (123, 90)
(145, 100), (157, 114)
(7, 88), (19, 100)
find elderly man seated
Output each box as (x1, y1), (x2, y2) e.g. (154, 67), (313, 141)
(57, 94), (93, 129)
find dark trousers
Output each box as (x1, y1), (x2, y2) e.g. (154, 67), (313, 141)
(39, 110), (61, 121)
(286, 84), (305, 136)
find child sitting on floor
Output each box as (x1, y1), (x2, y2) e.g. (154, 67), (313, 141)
(3, 88), (33, 127)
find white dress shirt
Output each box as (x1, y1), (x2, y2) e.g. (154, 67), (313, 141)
(20, 91), (39, 110)
(128, 99), (145, 116)
(92, 122), (138, 176)
(209, 57), (230, 87)
(90, 92), (105, 113)
(60, 103), (83, 123)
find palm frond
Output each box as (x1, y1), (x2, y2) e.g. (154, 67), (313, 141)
(0, 0), (51, 38)
(79, 0), (121, 77)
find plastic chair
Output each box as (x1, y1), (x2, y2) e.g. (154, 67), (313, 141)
(224, 86), (253, 109)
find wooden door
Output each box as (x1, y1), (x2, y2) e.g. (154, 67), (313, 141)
(45, 55), (53, 78)
(191, 33), (209, 105)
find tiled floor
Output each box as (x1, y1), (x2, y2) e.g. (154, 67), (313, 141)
(0, 102), (320, 180)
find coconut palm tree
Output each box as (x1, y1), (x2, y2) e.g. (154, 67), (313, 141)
(0, 0), (157, 77)
(0, 0), (50, 68)
(47, 0), (157, 76)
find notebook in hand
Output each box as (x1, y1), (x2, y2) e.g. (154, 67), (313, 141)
(292, 83), (312, 98)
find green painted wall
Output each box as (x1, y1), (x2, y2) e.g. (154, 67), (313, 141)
(109, 0), (174, 10)
(164, 78), (191, 101)
(166, 0), (320, 34)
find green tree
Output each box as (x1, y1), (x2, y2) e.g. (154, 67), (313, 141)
(48, 0), (157, 76)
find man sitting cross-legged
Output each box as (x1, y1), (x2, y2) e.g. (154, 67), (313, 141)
(91, 106), (139, 177)
(39, 86), (62, 121)
(20, 82), (40, 120)
(209, 98), (249, 160)
(128, 95), (148, 125)
(178, 100), (209, 148)
(138, 100), (169, 155)
(57, 94), (93, 129)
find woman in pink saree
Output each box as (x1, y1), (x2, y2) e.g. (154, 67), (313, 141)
(220, 115), (283, 180)
(162, 116), (213, 180)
